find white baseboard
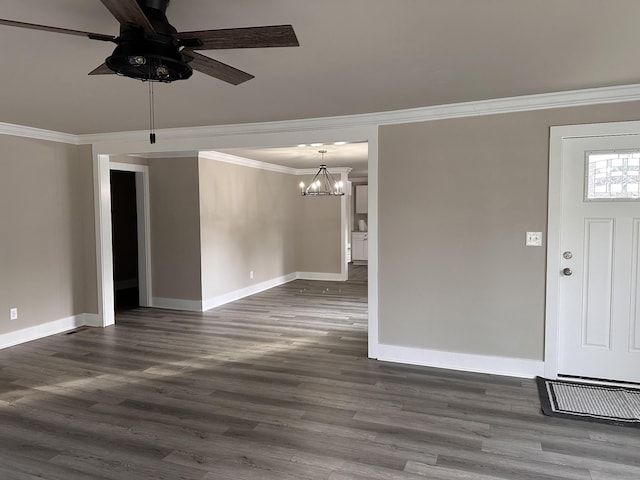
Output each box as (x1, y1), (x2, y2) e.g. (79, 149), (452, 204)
(0, 314), (98, 350)
(152, 297), (203, 312)
(155, 271), (345, 313)
(297, 272), (346, 281)
(83, 313), (102, 327)
(202, 273), (298, 311)
(375, 343), (545, 379)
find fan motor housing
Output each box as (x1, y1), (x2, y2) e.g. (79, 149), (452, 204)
(106, 1), (192, 83)
(138, 0), (175, 36)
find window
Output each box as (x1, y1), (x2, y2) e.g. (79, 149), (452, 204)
(586, 151), (640, 200)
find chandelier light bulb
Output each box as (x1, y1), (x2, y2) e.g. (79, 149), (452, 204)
(128, 55), (146, 66)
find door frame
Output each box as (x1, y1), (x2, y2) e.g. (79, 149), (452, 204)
(108, 162), (153, 309)
(91, 124), (379, 356)
(545, 120), (640, 379)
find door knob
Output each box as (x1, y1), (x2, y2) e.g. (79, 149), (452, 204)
(563, 268), (572, 276)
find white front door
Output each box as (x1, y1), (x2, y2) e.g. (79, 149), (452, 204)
(557, 135), (640, 383)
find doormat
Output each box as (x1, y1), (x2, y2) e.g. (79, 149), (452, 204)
(536, 377), (640, 427)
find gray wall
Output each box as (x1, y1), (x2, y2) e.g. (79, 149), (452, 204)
(149, 157), (203, 301)
(379, 100), (640, 361)
(199, 158), (298, 299)
(5, 99), (640, 364)
(148, 157), (341, 305)
(295, 174), (342, 273)
(0, 136), (95, 335)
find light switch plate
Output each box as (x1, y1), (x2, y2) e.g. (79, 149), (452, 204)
(526, 232), (543, 247)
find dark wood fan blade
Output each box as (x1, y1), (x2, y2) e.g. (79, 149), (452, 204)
(99, 0), (155, 34)
(176, 25), (299, 50)
(182, 50), (254, 85)
(88, 63), (115, 75)
(0, 18), (115, 41)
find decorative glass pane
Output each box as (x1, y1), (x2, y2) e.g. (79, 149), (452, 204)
(586, 151), (640, 200)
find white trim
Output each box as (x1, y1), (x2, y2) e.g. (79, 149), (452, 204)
(0, 314), (99, 350)
(129, 151), (196, 159)
(349, 176), (369, 183)
(152, 298), (203, 312)
(545, 120), (640, 380)
(367, 134), (379, 358)
(199, 150), (352, 177)
(339, 170), (349, 281)
(94, 154), (115, 327)
(109, 162), (153, 307)
(109, 162), (148, 173)
(0, 122), (78, 145)
(297, 272), (346, 281)
(154, 272), (342, 312)
(545, 128), (564, 379)
(199, 151), (296, 175)
(77, 83), (640, 145)
(547, 120), (640, 140)
(83, 313), (102, 327)
(4, 84), (640, 147)
(202, 273), (298, 311)
(376, 344), (545, 379)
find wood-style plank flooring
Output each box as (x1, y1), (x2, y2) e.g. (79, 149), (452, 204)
(0, 265), (639, 479)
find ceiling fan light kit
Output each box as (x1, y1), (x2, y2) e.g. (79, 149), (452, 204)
(106, 38), (193, 82)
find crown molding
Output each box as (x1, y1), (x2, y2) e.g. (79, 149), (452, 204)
(199, 150), (297, 174)
(349, 177), (369, 183)
(0, 122), (78, 145)
(128, 151), (198, 159)
(200, 151), (352, 176)
(5, 83), (640, 146)
(75, 83), (640, 145)
(373, 83), (640, 126)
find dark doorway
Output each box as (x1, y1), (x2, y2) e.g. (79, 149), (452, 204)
(110, 170), (140, 310)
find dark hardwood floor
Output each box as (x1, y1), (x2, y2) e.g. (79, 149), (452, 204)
(0, 266), (638, 479)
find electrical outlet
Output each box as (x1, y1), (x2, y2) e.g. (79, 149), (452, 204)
(250, 271), (254, 280)
(10, 308), (18, 321)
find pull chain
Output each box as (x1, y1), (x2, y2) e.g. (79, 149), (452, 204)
(148, 79), (156, 144)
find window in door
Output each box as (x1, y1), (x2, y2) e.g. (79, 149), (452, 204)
(585, 150), (640, 200)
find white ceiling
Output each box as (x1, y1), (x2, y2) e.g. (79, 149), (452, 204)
(1, 1), (640, 136)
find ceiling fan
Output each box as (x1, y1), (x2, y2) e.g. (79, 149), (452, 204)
(0, 0), (299, 85)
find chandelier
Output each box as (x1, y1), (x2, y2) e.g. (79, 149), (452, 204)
(299, 150), (345, 196)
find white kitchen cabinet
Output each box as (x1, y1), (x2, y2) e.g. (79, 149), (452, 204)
(352, 232), (368, 262)
(355, 185), (368, 214)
